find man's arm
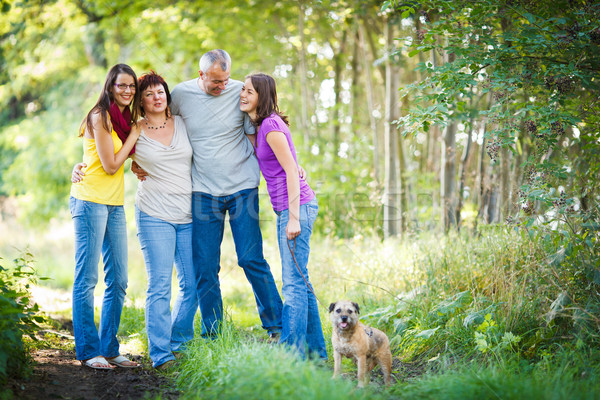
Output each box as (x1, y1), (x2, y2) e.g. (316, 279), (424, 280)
(131, 161), (148, 181)
(71, 163), (86, 183)
(243, 112), (255, 135)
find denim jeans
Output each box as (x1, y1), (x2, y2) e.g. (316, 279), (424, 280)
(192, 188), (283, 337)
(70, 197), (128, 361)
(276, 198), (327, 359)
(135, 207), (198, 368)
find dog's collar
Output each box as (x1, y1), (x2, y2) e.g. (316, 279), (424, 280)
(364, 327), (373, 337)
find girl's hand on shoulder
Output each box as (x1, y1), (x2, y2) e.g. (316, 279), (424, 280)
(130, 124), (141, 139)
(286, 219), (301, 240)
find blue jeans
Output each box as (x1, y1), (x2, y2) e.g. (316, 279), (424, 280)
(192, 188), (283, 337)
(70, 197), (128, 361)
(135, 207), (198, 368)
(276, 199), (327, 359)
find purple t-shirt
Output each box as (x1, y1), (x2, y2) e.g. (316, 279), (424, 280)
(255, 113), (315, 212)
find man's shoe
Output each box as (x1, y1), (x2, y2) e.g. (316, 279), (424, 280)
(268, 332), (280, 343)
(156, 360), (176, 372)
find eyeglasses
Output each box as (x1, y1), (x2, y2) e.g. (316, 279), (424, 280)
(114, 83), (136, 91)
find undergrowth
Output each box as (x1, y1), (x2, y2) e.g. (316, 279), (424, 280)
(4, 205), (599, 399)
(0, 253), (45, 396)
(174, 321), (387, 400)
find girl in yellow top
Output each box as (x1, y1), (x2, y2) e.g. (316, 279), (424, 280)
(70, 64), (140, 370)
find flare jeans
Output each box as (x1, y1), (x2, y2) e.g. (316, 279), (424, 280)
(70, 197), (128, 361)
(276, 198), (327, 359)
(135, 207), (197, 368)
(191, 188), (283, 337)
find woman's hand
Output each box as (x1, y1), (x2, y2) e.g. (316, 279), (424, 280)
(71, 163), (87, 183)
(286, 218), (301, 240)
(130, 124), (141, 140)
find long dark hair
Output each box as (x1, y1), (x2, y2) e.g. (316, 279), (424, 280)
(79, 63), (140, 137)
(246, 73), (289, 127)
(138, 71), (171, 119)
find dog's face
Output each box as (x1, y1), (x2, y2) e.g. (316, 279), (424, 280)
(329, 301), (360, 331)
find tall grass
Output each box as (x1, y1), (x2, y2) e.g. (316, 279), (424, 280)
(174, 321), (386, 400)
(162, 224), (600, 399)
(3, 211), (599, 399)
(388, 360), (600, 400)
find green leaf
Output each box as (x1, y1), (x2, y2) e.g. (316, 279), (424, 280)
(416, 326), (440, 339)
(393, 318), (409, 334)
(593, 269), (600, 285)
(408, 49), (421, 57)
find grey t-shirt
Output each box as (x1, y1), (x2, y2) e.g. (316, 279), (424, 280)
(133, 115), (192, 224)
(170, 78), (259, 196)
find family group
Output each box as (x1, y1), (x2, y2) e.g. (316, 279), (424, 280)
(69, 49), (326, 370)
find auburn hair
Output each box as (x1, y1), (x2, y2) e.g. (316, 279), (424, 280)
(138, 71), (172, 119)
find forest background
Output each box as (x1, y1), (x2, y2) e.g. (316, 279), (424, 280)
(1, 0), (599, 399)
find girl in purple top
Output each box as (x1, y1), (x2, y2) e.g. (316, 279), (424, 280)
(240, 73), (327, 360)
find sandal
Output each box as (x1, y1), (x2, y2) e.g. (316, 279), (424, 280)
(83, 356), (115, 370)
(106, 355), (139, 368)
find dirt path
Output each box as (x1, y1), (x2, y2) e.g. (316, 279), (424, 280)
(7, 286), (423, 398)
(8, 326), (179, 400)
(4, 286), (178, 399)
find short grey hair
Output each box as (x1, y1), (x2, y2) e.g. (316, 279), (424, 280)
(199, 49), (231, 73)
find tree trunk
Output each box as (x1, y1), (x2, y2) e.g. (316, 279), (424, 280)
(510, 135), (523, 215)
(500, 145), (511, 220)
(441, 120), (457, 230)
(456, 118), (474, 227)
(358, 20), (380, 185)
(398, 128), (409, 232)
(440, 48), (457, 231)
(82, 22), (107, 68)
(74, 1), (109, 68)
(363, 16), (386, 82)
(476, 135), (486, 224)
(383, 16), (401, 238)
(350, 24), (360, 132)
(394, 50), (409, 233)
(427, 45), (441, 219)
(430, 124), (441, 218)
(487, 177), (499, 223)
(298, 2), (310, 150)
(332, 29), (348, 157)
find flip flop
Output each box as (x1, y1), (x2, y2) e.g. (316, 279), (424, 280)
(106, 355), (139, 368)
(83, 356), (115, 370)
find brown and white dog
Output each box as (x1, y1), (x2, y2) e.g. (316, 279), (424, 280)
(329, 301), (392, 387)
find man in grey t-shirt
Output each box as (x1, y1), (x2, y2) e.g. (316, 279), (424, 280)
(170, 49), (283, 339)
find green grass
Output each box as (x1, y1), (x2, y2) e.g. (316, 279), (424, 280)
(388, 360), (600, 400)
(3, 213), (600, 399)
(174, 321), (386, 400)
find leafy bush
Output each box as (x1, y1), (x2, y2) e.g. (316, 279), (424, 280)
(519, 204), (600, 347)
(360, 213), (599, 372)
(0, 253), (45, 385)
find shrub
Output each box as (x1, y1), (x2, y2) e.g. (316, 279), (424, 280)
(0, 253), (45, 385)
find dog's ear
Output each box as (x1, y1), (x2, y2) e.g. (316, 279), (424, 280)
(329, 302), (337, 313)
(352, 302), (360, 314)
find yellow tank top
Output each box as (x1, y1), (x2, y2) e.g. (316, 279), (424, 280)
(70, 129), (125, 205)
